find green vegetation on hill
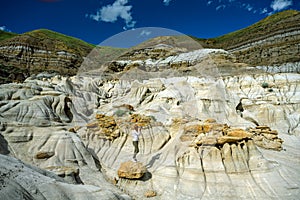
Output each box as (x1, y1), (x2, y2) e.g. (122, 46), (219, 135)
(23, 29), (95, 56)
(216, 10), (298, 42)
(0, 30), (18, 42)
(195, 10), (300, 49)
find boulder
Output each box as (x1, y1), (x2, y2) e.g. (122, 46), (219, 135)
(118, 161), (147, 179)
(34, 151), (55, 159)
(144, 190), (157, 198)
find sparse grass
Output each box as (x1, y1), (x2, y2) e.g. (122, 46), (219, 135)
(214, 10), (299, 43)
(0, 30), (18, 42)
(193, 10), (300, 49)
(114, 109), (128, 117)
(23, 29), (95, 56)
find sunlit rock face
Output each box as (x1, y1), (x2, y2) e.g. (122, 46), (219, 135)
(0, 29), (93, 84)
(0, 37), (300, 200)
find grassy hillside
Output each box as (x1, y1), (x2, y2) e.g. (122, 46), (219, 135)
(196, 10), (300, 49)
(0, 29), (96, 83)
(0, 30), (18, 42)
(22, 29), (95, 56)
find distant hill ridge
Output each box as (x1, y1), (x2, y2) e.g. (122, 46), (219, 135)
(0, 29), (95, 83)
(197, 10), (300, 65)
(0, 10), (299, 83)
(202, 10), (300, 49)
(0, 30), (18, 42)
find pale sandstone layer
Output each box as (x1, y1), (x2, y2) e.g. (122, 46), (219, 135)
(0, 47), (299, 199)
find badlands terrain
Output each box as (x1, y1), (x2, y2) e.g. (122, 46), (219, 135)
(0, 10), (300, 200)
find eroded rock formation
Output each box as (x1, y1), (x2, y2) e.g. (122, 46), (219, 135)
(0, 29), (93, 83)
(1, 23), (300, 199)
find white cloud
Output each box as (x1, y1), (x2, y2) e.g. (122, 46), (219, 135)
(0, 26), (11, 32)
(243, 4), (253, 12)
(270, 0), (293, 11)
(163, 0), (172, 6)
(260, 8), (268, 14)
(139, 30), (152, 37)
(216, 5), (226, 11)
(207, 1), (213, 5)
(86, 0), (136, 30)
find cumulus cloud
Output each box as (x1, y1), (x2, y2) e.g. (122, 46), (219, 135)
(86, 0), (136, 30)
(0, 26), (11, 32)
(163, 0), (172, 6)
(270, 0), (293, 11)
(207, 1), (213, 5)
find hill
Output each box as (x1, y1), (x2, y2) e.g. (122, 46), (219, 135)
(202, 10), (300, 49)
(23, 29), (95, 56)
(199, 10), (300, 65)
(0, 29), (95, 83)
(129, 10), (300, 66)
(0, 30), (18, 42)
(1, 10), (299, 83)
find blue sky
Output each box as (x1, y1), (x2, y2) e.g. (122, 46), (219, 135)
(1, 0), (299, 47)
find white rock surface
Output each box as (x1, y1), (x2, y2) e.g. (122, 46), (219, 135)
(0, 154), (130, 200)
(0, 49), (300, 199)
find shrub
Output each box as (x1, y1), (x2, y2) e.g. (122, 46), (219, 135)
(261, 82), (269, 88)
(114, 109), (127, 117)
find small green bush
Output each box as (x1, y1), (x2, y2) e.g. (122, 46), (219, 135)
(261, 82), (269, 88)
(114, 109), (127, 117)
(149, 115), (157, 122)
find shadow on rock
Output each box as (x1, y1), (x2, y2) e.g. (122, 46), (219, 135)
(0, 133), (9, 155)
(141, 171), (152, 182)
(87, 148), (102, 171)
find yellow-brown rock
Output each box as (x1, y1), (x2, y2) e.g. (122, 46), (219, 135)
(87, 114), (120, 140)
(202, 123), (213, 133)
(118, 161), (147, 179)
(256, 125), (271, 131)
(226, 128), (252, 138)
(249, 126), (283, 151)
(34, 151), (55, 159)
(184, 124), (203, 134)
(196, 136), (217, 146)
(217, 136), (245, 145)
(130, 113), (152, 127)
(144, 190), (157, 198)
(204, 118), (217, 123)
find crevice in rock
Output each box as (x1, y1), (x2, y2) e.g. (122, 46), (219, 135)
(199, 148), (207, 199)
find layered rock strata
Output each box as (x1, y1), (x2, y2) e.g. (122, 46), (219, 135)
(0, 48), (299, 199)
(0, 30), (93, 83)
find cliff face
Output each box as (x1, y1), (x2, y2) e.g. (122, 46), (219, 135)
(229, 28), (300, 66)
(0, 29), (93, 83)
(203, 10), (300, 66)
